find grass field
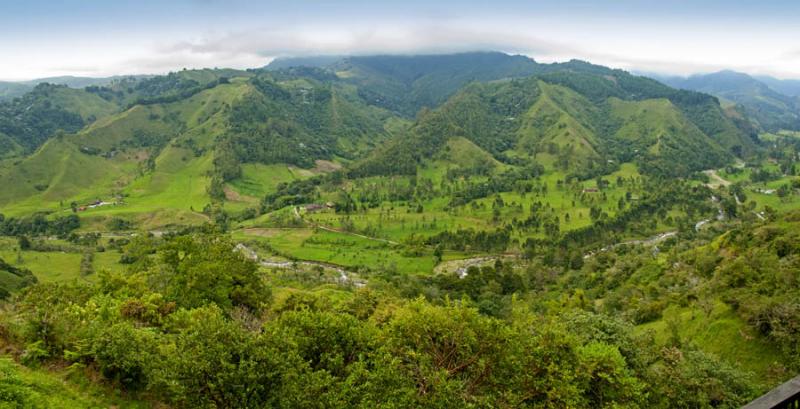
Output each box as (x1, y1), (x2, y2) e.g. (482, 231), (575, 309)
(717, 162), (799, 212)
(229, 163), (311, 199)
(233, 161), (662, 274)
(0, 237), (124, 284)
(0, 357), (149, 408)
(637, 301), (786, 388)
(234, 227), (469, 275)
(302, 162), (646, 244)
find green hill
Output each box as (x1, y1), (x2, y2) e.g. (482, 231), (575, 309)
(354, 68), (753, 179)
(0, 78), (251, 217)
(609, 97), (729, 175)
(0, 69), (398, 225)
(0, 53), (762, 226)
(269, 51), (541, 116)
(516, 81), (600, 170)
(0, 83), (118, 158)
(657, 70), (800, 132)
(0, 53), (798, 408)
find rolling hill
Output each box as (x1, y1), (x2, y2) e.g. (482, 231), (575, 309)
(0, 75), (152, 102)
(0, 83), (119, 158)
(655, 70), (800, 132)
(0, 69), (397, 225)
(354, 66), (754, 179)
(268, 51), (542, 116)
(0, 52), (761, 227)
(1, 53), (798, 408)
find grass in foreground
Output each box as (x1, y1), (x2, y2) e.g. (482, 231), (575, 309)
(0, 357), (149, 408)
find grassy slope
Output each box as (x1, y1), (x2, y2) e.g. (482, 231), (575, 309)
(0, 137), (135, 215)
(0, 80), (252, 227)
(0, 357), (148, 408)
(49, 87), (119, 121)
(609, 97), (720, 155)
(637, 302), (784, 388)
(229, 163), (307, 199)
(516, 81), (599, 163)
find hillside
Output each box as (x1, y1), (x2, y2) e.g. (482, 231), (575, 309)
(656, 70), (800, 132)
(0, 52), (798, 408)
(0, 54), (761, 224)
(0, 69), (397, 226)
(354, 69), (751, 179)
(755, 75), (800, 97)
(269, 51), (542, 116)
(0, 83), (119, 158)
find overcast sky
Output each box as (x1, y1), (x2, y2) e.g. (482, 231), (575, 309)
(2, 0), (800, 81)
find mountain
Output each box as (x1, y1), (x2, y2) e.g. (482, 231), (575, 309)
(754, 75), (800, 97)
(268, 51), (542, 116)
(0, 75), (152, 102)
(0, 70), (254, 159)
(355, 63), (756, 179)
(0, 67), (396, 221)
(0, 82), (34, 101)
(0, 83), (119, 158)
(0, 52), (758, 222)
(654, 70), (800, 132)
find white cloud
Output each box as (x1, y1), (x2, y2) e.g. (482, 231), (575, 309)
(2, 17), (800, 80)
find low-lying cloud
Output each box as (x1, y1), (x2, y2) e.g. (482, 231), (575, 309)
(123, 20), (800, 79)
(3, 17), (800, 80)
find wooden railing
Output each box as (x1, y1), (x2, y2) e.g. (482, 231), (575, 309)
(743, 375), (800, 409)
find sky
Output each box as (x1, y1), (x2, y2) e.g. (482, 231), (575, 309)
(2, 0), (800, 81)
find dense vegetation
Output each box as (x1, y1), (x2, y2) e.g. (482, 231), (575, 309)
(0, 84), (90, 157)
(0, 52), (798, 407)
(0, 233), (762, 408)
(224, 74), (390, 168)
(659, 70), (800, 132)
(352, 70), (752, 179)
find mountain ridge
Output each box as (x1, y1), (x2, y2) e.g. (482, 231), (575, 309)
(651, 70), (800, 132)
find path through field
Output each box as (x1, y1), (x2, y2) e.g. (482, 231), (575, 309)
(704, 169), (732, 188)
(294, 206), (400, 245)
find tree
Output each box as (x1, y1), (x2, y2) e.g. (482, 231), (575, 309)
(433, 244), (443, 264)
(17, 235), (30, 250)
(140, 235), (270, 311)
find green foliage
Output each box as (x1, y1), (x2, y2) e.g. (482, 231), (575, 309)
(0, 357), (142, 408)
(0, 85), (85, 154)
(0, 53), (792, 408)
(226, 74), (390, 168)
(121, 235), (270, 310)
(0, 232), (761, 408)
(0, 214), (80, 237)
(0, 83), (118, 157)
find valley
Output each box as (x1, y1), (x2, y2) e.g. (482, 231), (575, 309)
(0, 52), (798, 408)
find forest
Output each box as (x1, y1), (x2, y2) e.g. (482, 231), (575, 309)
(0, 52), (798, 408)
